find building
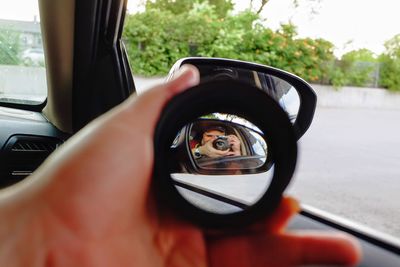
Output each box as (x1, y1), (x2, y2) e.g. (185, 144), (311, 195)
(0, 17), (42, 50)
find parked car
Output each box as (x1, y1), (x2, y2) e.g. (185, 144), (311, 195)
(21, 47), (45, 66)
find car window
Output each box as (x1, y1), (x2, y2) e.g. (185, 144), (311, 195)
(124, 0), (400, 240)
(0, 0), (47, 105)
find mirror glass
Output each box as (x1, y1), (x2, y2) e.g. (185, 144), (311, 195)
(196, 64), (300, 123)
(169, 114), (274, 214)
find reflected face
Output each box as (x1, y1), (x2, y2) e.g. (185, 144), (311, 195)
(202, 130), (225, 145)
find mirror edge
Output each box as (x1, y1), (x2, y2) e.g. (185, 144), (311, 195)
(168, 57), (317, 140)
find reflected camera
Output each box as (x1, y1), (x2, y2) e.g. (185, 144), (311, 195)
(213, 136), (230, 151)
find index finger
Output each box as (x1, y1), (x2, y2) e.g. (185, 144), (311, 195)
(122, 64), (200, 135)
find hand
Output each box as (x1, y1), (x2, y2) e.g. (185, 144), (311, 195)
(198, 140), (231, 158)
(227, 134), (241, 156)
(0, 65), (361, 267)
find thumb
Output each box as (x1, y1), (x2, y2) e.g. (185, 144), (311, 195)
(19, 64), (200, 234)
(122, 64), (200, 136)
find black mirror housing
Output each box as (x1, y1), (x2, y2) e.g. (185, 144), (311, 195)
(167, 57), (317, 140)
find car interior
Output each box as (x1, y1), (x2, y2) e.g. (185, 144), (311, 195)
(0, 0), (399, 266)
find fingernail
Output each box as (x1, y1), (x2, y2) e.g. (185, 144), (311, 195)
(173, 64), (200, 86)
(285, 196), (301, 213)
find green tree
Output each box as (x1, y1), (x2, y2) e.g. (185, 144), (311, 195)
(145, 0), (233, 18)
(379, 34), (400, 91)
(248, 24), (335, 82)
(206, 10), (259, 59)
(383, 33), (400, 58)
(340, 49), (377, 87)
(0, 29), (21, 65)
(123, 2), (222, 75)
(208, 0), (234, 18)
(123, 2), (336, 81)
(342, 48), (376, 62)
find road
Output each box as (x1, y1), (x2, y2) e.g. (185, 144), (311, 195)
(288, 107), (400, 238)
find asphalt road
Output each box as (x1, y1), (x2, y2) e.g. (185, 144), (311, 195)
(288, 107), (400, 238)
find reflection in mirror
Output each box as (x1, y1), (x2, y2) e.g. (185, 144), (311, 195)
(170, 114), (274, 214)
(190, 116), (267, 171)
(197, 65), (301, 123)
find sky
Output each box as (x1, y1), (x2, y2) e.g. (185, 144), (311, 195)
(252, 0), (400, 56)
(1, 0), (399, 56)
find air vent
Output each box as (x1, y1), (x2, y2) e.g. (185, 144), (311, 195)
(0, 135), (63, 186)
(11, 139), (59, 153)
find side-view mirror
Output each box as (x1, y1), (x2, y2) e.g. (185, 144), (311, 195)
(167, 57), (317, 139)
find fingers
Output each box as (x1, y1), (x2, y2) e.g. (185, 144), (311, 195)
(264, 196), (300, 233)
(283, 231), (362, 266)
(245, 196), (300, 234)
(227, 135), (239, 141)
(207, 230), (361, 267)
(208, 196), (361, 266)
(29, 65), (200, 230)
(122, 64), (200, 135)
(162, 222), (207, 267)
(202, 142), (230, 157)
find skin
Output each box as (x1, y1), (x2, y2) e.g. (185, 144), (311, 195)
(198, 130), (232, 158)
(0, 65), (361, 267)
(198, 131), (241, 158)
(202, 130), (225, 144)
(226, 134), (241, 156)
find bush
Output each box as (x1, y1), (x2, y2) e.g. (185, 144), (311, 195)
(123, 4), (337, 81)
(379, 34), (400, 91)
(341, 49), (376, 87)
(0, 29), (21, 65)
(123, 3), (224, 75)
(379, 55), (400, 91)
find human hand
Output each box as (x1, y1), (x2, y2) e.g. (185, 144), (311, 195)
(207, 197), (361, 267)
(0, 65), (361, 267)
(226, 134), (241, 156)
(198, 140), (231, 158)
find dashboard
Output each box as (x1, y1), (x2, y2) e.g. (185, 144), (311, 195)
(0, 106), (67, 187)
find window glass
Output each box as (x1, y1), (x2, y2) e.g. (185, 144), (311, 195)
(0, 0), (46, 105)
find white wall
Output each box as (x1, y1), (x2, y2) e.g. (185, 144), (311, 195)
(0, 65), (46, 102)
(311, 84), (400, 109)
(1, 67), (400, 110)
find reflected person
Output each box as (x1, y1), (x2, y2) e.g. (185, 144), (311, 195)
(191, 126), (241, 159)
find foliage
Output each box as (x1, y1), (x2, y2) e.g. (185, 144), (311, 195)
(329, 49), (377, 87)
(124, 3), (224, 75)
(123, 5), (336, 81)
(0, 29), (21, 65)
(383, 34), (400, 58)
(249, 0), (270, 14)
(325, 61), (347, 88)
(145, 0), (234, 18)
(123, 2), (400, 90)
(379, 34), (400, 91)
